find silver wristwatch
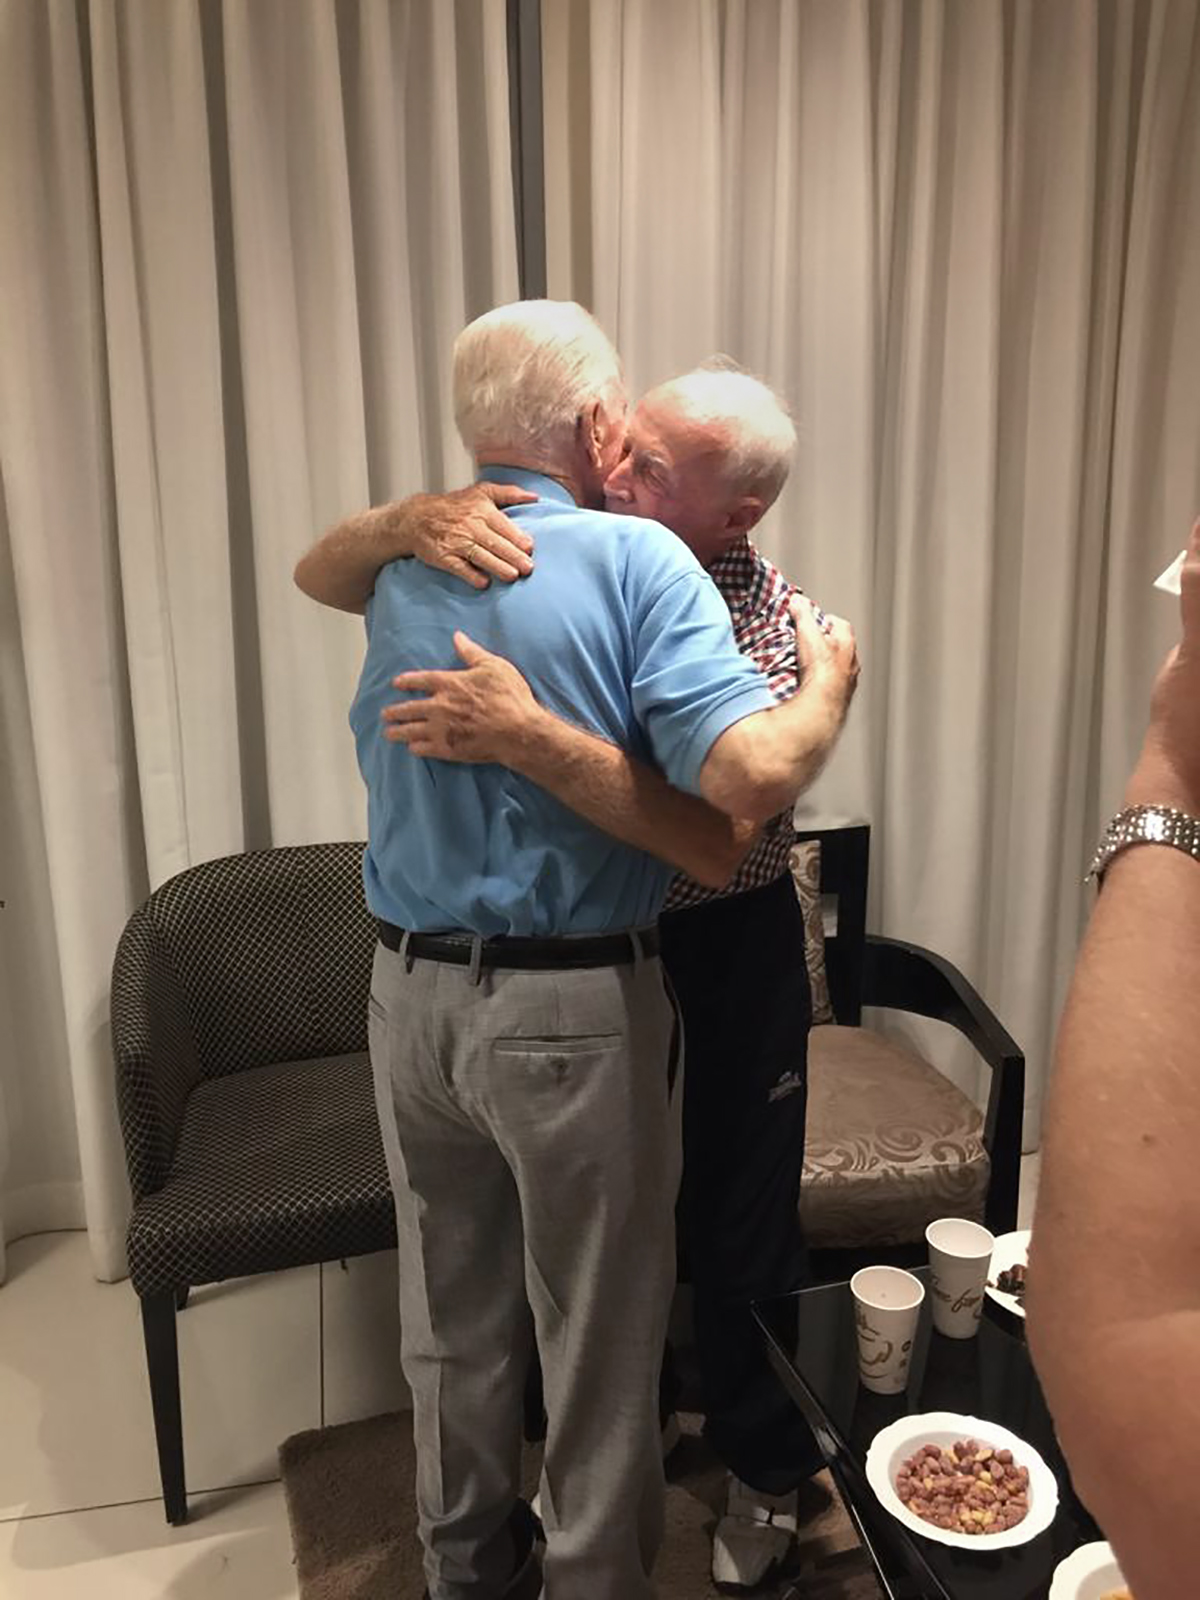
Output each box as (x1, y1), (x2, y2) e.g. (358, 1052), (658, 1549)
(1087, 803), (1200, 884)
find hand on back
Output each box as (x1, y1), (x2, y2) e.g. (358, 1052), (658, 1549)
(383, 632), (539, 763)
(790, 594), (860, 715)
(409, 482), (537, 589)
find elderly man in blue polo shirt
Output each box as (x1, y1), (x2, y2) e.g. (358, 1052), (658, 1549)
(300, 300), (857, 1600)
(300, 358), (858, 1591)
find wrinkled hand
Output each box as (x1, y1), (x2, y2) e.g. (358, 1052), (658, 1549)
(407, 482), (537, 590)
(383, 632), (539, 762)
(790, 594), (860, 714)
(1130, 519), (1200, 812)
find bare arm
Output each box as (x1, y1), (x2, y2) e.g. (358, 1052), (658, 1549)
(1027, 521), (1200, 1600)
(385, 596), (857, 858)
(495, 706), (760, 888)
(293, 483), (537, 613)
(384, 632), (760, 887)
(695, 599), (860, 823)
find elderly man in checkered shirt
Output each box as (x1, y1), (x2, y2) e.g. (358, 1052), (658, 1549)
(297, 364), (857, 1591)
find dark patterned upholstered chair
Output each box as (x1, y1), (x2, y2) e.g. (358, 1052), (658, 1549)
(110, 842), (395, 1524)
(789, 824), (1025, 1280)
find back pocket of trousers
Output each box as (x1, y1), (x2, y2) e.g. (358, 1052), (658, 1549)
(492, 1035), (622, 1056)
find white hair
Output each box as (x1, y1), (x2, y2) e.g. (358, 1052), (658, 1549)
(453, 300), (624, 462)
(654, 361), (796, 507)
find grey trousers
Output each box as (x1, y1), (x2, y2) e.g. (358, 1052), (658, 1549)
(368, 940), (681, 1600)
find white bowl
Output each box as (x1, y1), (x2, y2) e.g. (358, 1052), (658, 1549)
(1048, 1541), (1129, 1599)
(986, 1229), (1031, 1320)
(864, 1411), (1059, 1551)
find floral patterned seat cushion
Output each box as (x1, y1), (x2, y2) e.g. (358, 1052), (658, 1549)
(800, 1024), (989, 1249)
(788, 842), (834, 1024)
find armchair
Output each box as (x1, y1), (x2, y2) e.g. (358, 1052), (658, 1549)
(791, 824), (1025, 1281)
(110, 842), (396, 1523)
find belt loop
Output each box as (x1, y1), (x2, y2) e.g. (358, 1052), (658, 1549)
(630, 929), (645, 968)
(468, 935), (483, 987)
(399, 930), (414, 974)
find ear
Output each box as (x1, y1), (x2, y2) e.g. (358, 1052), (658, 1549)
(723, 495), (766, 536)
(579, 399), (608, 470)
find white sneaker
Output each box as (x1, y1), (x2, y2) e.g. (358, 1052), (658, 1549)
(710, 1475), (798, 1589)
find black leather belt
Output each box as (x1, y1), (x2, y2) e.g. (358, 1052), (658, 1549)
(377, 920), (660, 970)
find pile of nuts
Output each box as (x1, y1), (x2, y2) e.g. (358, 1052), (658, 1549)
(895, 1439), (1031, 1535)
(993, 1263), (1027, 1304)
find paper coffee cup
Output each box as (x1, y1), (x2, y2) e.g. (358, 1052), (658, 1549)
(926, 1218), (995, 1339)
(850, 1266), (925, 1394)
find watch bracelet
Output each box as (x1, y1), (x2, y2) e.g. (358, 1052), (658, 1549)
(1087, 803), (1200, 884)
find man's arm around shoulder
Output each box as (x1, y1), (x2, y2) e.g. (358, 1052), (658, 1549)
(293, 484), (536, 612)
(384, 632), (761, 888)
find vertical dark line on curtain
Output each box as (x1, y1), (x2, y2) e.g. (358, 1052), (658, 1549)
(507, 0), (547, 298)
(197, 0), (273, 851)
(1080, 0), (1154, 863)
(74, 0), (152, 901)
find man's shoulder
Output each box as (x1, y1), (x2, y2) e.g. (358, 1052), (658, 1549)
(531, 508), (705, 599)
(712, 538), (798, 618)
(608, 514), (706, 585)
(749, 549), (799, 619)
(524, 504), (703, 598)
(518, 499), (680, 552)
(751, 545), (798, 597)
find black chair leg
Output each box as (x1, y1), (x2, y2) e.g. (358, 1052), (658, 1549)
(140, 1291), (187, 1524)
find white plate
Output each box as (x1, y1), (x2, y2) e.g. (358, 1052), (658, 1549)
(864, 1411), (1059, 1551)
(986, 1228), (1031, 1319)
(1048, 1540), (1129, 1599)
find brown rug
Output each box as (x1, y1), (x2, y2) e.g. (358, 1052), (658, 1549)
(279, 1410), (882, 1599)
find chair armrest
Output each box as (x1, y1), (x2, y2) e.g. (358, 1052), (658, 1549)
(111, 907), (204, 1200)
(862, 935), (1025, 1237)
(863, 935), (1021, 1063)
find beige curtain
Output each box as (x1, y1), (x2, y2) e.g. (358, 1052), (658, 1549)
(544, 0), (1200, 1143)
(0, 0), (519, 1281)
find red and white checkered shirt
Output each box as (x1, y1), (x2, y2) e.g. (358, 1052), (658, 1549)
(663, 537), (805, 914)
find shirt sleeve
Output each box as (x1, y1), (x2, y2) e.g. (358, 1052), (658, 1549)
(630, 569), (776, 796)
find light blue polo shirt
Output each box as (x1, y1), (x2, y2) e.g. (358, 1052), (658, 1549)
(350, 468), (777, 935)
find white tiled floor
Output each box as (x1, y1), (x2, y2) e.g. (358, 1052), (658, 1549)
(1, 1153), (1043, 1597)
(0, 1485), (297, 1600)
(0, 1233), (410, 1598)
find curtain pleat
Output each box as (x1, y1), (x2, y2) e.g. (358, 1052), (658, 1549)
(0, 0), (519, 1280)
(544, 0), (1200, 1141)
